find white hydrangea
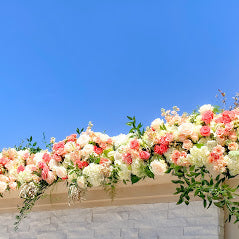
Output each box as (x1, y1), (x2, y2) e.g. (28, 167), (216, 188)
(17, 170), (33, 184)
(77, 176), (86, 188)
(114, 160), (131, 181)
(83, 163), (104, 187)
(150, 160), (167, 176)
(187, 146), (210, 167)
(227, 151), (239, 176)
(131, 159), (146, 178)
(199, 104), (214, 114)
(112, 134), (130, 148)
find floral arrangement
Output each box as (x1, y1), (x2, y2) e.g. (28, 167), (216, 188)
(1, 101), (239, 229)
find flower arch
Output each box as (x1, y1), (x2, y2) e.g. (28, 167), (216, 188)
(1, 104), (239, 229)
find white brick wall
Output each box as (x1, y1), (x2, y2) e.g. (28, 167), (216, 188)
(0, 201), (224, 239)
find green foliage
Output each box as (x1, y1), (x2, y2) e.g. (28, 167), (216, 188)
(76, 128), (84, 135)
(126, 116), (145, 138)
(131, 174), (141, 184)
(14, 133), (53, 153)
(14, 181), (50, 230)
(145, 165), (154, 179)
(167, 164), (239, 224)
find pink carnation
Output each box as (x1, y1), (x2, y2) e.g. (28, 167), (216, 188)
(200, 126), (211, 137)
(93, 146), (103, 155)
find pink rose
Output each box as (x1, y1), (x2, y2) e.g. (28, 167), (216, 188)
(66, 134), (77, 142)
(123, 153), (132, 165)
(182, 139), (193, 150)
(130, 139), (140, 150)
(171, 150), (181, 164)
(139, 151), (150, 160)
(41, 166), (49, 180)
(229, 131), (237, 142)
(154, 144), (168, 155)
(228, 142), (239, 151)
(53, 154), (62, 162)
(43, 153), (51, 164)
(202, 110), (214, 124)
(200, 126), (211, 137)
(93, 146), (103, 155)
(100, 158), (111, 165)
(53, 141), (65, 155)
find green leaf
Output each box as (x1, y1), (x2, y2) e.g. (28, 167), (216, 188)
(145, 166), (154, 179)
(195, 144), (204, 149)
(131, 174), (141, 184)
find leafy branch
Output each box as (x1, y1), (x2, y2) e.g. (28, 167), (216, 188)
(126, 116), (145, 138)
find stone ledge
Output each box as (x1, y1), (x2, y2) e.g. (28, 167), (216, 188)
(0, 174), (193, 213)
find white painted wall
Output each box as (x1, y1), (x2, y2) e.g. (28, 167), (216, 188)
(0, 201), (224, 239)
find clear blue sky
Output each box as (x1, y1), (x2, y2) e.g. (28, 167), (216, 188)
(0, 1), (239, 149)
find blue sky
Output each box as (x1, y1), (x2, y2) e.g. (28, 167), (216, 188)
(0, 1), (239, 149)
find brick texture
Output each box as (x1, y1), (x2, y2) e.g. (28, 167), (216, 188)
(0, 201), (223, 239)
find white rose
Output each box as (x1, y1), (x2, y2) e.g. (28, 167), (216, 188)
(199, 104), (214, 114)
(77, 133), (90, 148)
(55, 166), (67, 179)
(64, 142), (76, 153)
(112, 134), (129, 148)
(82, 144), (94, 157)
(151, 118), (164, 131)
(46, 171), (56, 184)
(49, 159), (58, 171)
(150, 160), (167, 176)
(33, 152), (45, 164)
